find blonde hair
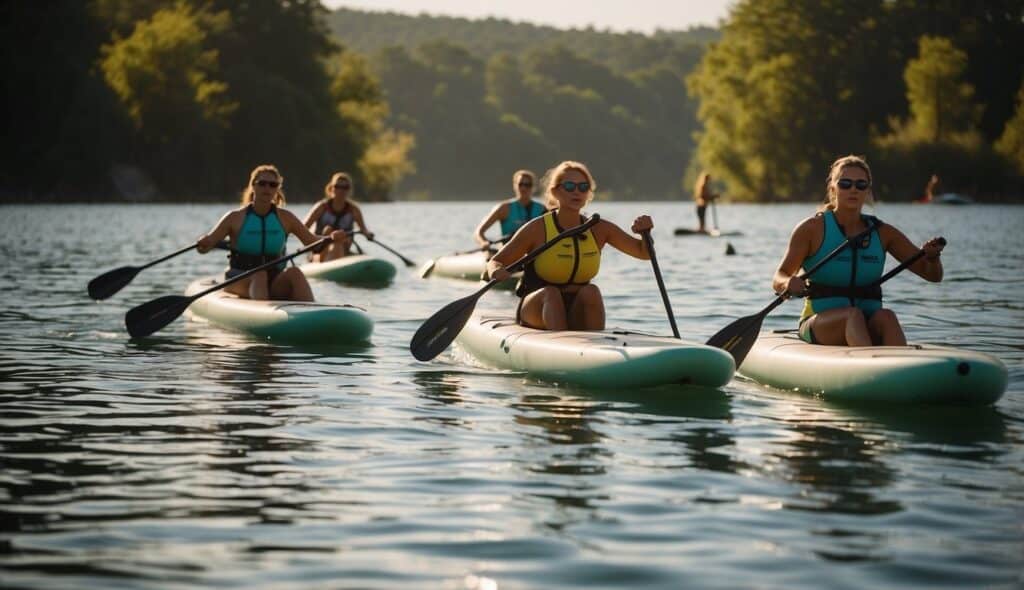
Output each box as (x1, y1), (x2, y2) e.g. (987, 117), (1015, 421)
(240, 164), (286, 207)
(820, 154), (873, 212)
(540, 161), (597, 210)
(512, 169), (535, 192)
(324, 172), (354, 200)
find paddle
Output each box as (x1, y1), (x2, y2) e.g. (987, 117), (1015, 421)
(874, 237), (945, 286)
(419, 234), (515, 279)
(124, 237), (331, 339)
(705, 223), (878, 365)
(410, 214), (602, 361)
(88, 241), (228, 301)
(710, 199), (720, 232)
(356, 233), (416, 267)
(641, 230), (680, 338)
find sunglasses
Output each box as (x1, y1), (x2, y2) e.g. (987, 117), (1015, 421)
(334, 183), (351, 190)
(254, 179), (280, 188)
(837, 178), (870, 191)
(559, 180), (591, 193)
(518, 181), (533, 187)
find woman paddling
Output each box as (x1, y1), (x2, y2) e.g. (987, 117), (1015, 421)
(693, 171), (719, 233)
(773, 155), (945, 346)
(473, 169), (546, 248)
(196, 164), (344, 302)
(302, 172), (373, 262)
(487, 161), (653, 330)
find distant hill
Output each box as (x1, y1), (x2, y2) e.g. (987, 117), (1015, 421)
(325, 8), (719, 73)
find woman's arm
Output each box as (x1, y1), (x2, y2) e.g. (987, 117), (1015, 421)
(197, 210), (238, 253)
(880, 224), (944, 282)
(486, 218), (542, 280)
(772, 219), (815, 295)
(351, 203), (373, 240)
(301, 201), (325, 229)
(474, 203), (509, 247)
(596, 215), (653, 260)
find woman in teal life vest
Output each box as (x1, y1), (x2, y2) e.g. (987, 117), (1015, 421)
(773, 155), (946, 346)
(473, 169), (547, 248)
(196, 165), (345, 301)
(302, 172), (374, 262)
(487, 161), (653, 331)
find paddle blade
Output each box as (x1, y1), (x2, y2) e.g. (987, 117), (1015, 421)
(705, 312), (766, 367)
(125, 295), (192, 339)
(419, 259), (437, 278)
(87, 266), (140, 300)
(409, 293), (480, 361)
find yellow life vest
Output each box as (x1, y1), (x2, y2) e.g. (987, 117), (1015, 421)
(531, 211), (601, 285)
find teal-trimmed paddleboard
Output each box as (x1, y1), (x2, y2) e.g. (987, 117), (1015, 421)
(739, 332), (1007, 405)
(455, 314), (736, 388)
(184, 277), (373, 343)
(300, 254), (396, 285)
(421, 250), (518, 290)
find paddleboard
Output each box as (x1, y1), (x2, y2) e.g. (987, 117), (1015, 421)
(454, 314), (736, 388)
(739, 332), (1007, 405)
(184, 277), (373, 343)
(421, 250), (519, 290)
(300, 254), (396, 285)
(673, 228), (743, 237)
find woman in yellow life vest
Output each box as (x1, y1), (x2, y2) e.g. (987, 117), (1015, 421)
(486, 161), (654, 330)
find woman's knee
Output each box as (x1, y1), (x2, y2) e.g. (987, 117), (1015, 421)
(870, 308), (899, 327)
(576, 284), (603, 305)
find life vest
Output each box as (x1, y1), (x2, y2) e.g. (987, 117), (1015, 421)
(229, 204), (287, 271)
(800, 210), (885, 323)
(516, 211), (600, 297)
(500, 199), (546, 235)
(315, 199), (354, 234)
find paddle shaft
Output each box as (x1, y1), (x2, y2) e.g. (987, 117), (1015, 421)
(356, 233), (416, 267)
(189, 237), (330, 302)
(641, 230), (680, 338)
(873, 237), (945, 286)
(710, 200), (719, 231)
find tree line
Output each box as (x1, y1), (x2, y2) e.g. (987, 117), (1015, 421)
(3, 2), (1022, 203)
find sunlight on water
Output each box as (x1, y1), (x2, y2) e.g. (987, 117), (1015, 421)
(0, 202), (1021, 589)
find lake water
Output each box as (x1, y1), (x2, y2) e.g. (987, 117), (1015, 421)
(1, 202), (1022, 589)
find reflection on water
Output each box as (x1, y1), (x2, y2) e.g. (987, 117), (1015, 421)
(1, 203), (1022, 589)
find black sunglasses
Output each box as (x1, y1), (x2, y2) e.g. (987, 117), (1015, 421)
(559, 180), (591, 193)
(518, 181), (533, 187)
(837, 178), (870, 191)
(334, 183), (351, 190)
(254, 179), (280, 188)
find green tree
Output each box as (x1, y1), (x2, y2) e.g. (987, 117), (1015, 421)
(996, 82), (1024, 173)
(903, 36), (981, 142)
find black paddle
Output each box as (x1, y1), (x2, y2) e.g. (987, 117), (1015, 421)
(356, 233), (416, 267)
(87, 241), (228, 301)
(410, 214), (601, 361)
(124, 237), (331, 339)
(705, 224), (879, 365)
(419, 234), (515, 279)
(873, 237), (946, 286)
(641, 230), (680, 338)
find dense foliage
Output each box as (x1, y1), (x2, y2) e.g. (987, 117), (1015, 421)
(2, 0), (407, 201)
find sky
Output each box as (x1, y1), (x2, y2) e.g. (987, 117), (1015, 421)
(323, 0), (734, 34)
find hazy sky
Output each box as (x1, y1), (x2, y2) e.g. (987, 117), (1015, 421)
(323, 0), (734, 34)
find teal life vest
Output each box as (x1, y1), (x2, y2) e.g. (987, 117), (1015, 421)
(800, 210), (885, 323)
(500, 199), (546, 235)
(229, 204), (287, 271)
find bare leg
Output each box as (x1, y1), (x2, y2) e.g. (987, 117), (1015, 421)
(270, 267), (314, 302)
(804, 307), (872, 346)
(520, 286), (567, 330)
(867, 308), (906, 346)
(568, 284), (604, 330)
(224, 275), (252, 298)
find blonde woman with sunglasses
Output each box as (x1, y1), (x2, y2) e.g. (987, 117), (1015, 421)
(196, 164), (345, 301)
(473, 169), (546, 248)
(487, 161), (653, 331)
(302, 172), (373, 262)
(773, 155), (946, 347)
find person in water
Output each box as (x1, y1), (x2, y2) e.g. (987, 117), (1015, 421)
(693, 171), (719, 233)
(487, 161), (653, 331)
(914, 173), (939, 204)
(773, 155), (945, 346)
(196, 164), (345, 301)
(302, 172), (373, 262)
(474, 169), (546, 248)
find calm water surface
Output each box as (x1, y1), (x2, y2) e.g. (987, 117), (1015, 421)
(1, 202), (1022, 589)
